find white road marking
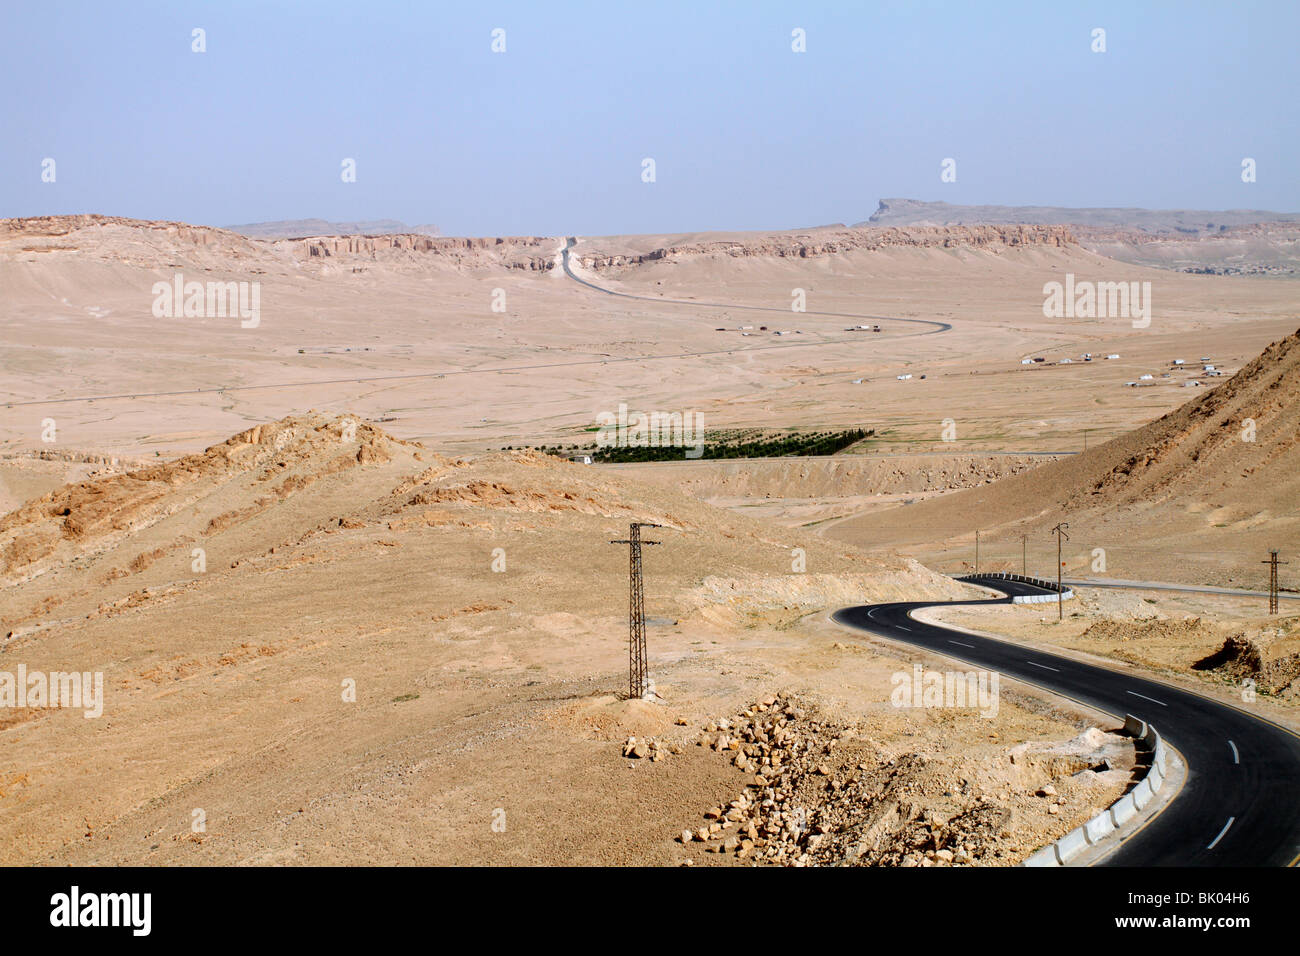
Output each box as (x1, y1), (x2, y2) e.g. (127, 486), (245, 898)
(1228, 740), (1240, 764)
(949, 640), (975, 648)
(1127, 690), (1167, 707)
(898, 625), (911, 632)
(1207, 817), (1235, 850)
(1026, 660), (1060, 672)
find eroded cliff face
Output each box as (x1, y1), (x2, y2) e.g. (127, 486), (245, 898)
(280, 233), (557, 271)
(0, 215), (560, 272)
(3, 215), (1079, 276)
(575, 224), (1077, 271)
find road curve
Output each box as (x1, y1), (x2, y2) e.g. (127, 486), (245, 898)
(832, 575), (1300, 866)
(559, 237), (952, 336)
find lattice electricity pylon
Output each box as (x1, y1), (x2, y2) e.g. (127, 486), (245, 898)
(1262, 550), (1287, 615)
(610, 522), (661, 699)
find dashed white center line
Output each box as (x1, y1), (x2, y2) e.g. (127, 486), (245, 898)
(949, 640), (974, 648)
(1228, 740), (1240, 764)
(898, 625), (911, 632)
(1207, 817), (1235, 850)
(1127, 690), (1167, 707)
(1026, 660), (1060, 672)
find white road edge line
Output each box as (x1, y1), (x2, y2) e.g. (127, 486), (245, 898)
(1207, 817), (1235, 850)
(1127, 690), (1167, 707)
(898, 625), (911, 632)
(1026, 660), (1060, 672)
(949, 640), (974, 648)
(1228, 740), (1240, 764)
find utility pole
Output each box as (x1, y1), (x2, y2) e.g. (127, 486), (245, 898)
(1262, 550), (1287, 615)
(1022, 534), (1028, 576)
(975, 530), (980, 575)
(610, 522), (661, 699)
(1051, 522), (1069, 621)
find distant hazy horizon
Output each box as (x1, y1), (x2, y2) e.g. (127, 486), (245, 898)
(2, 0), (1297, 235)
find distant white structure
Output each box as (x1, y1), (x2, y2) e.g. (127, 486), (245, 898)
(1021, 358), (1034, 365)
(568, 453), (594, 465)
(1173, 358), (1186, 365)
(897, 374), (913, 380)
(1125, 381), (1138, 387)
(1106, 353), (1120, 360)
(1059, 358), (1073, 364)
(1139, 373), (1154, 380)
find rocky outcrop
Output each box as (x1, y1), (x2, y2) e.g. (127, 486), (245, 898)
(281, 233), (556, 271)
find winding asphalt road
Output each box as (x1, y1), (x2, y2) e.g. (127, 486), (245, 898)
(832, 575), (1300, 866)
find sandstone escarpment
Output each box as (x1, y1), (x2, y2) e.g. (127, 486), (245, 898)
(280, 233), (557, 271)
(576, 224), (1076, 271)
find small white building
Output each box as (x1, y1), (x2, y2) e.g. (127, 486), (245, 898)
(1139, 373), (1154, 380)
(1106, 354), (1120, 360)
(568, 454), (594, 465)
(897, 374), (913, 380)
(1173, 359), (1186, 365)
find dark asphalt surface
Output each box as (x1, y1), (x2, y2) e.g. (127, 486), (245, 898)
(832, 576), (1300, 866)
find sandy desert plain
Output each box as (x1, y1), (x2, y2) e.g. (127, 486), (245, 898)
(0, 212), (1297, 866)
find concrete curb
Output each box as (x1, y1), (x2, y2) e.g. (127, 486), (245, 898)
(1020, 713), (1165, 867)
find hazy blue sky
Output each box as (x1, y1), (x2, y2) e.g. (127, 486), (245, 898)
(2, 1), (1296, 235)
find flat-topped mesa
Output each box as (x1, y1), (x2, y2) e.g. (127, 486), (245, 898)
(576, 224), (1076, 271)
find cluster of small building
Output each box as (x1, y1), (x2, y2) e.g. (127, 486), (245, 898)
(1020, 352), (1120, 366)
(715, 325), (805, 336)
(1125, 357), (1223, 388)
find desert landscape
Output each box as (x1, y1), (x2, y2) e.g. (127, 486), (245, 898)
(2, 206), (1296, 868)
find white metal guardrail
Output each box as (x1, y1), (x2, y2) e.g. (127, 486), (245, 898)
(956, 571), (1075, 603)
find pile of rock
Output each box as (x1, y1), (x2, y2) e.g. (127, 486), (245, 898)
(678, 693), (1020, 867)
(621, 736), (680, 761)
(679, 693), (856, 865)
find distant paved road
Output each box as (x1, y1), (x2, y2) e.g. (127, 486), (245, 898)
(1065, 576), (1300, 602)
(559, 237), (952, 336)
